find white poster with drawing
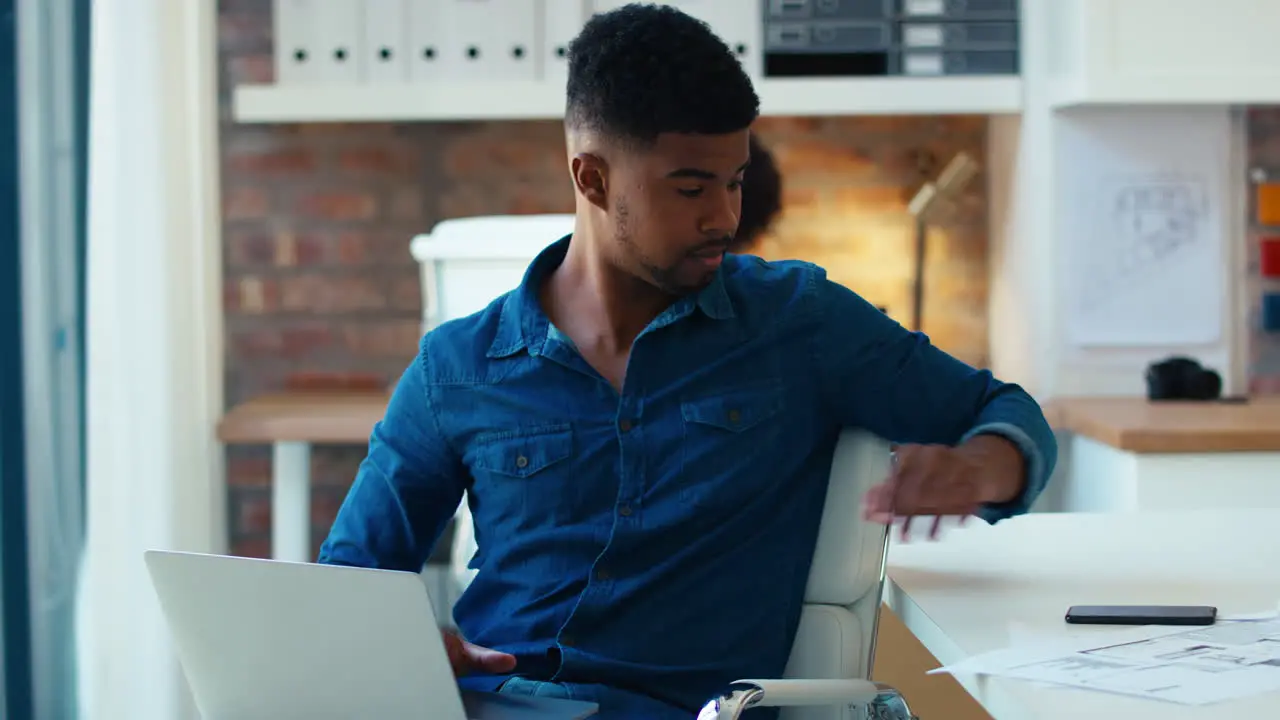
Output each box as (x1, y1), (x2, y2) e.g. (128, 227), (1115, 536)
(1059, 108), (1230, 347)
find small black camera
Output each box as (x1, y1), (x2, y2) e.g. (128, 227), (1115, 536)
(1145, 356), (1222, 402)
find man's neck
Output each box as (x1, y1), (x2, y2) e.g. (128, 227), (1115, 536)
(544, 227), (674, 354)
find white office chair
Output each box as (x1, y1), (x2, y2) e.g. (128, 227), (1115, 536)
(448, 430), (916, 720)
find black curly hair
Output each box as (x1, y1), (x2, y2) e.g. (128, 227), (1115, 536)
(565, 3), (760, 145)
(732, 133), (784, 252)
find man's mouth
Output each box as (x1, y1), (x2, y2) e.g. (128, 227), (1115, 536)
(689, 243), (729, 259)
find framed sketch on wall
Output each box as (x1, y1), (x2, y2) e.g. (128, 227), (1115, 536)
(1059, 108), (1230, 348)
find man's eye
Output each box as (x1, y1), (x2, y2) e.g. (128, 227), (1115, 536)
(728, 180), (742, 191)
(678, 188), (704, 198)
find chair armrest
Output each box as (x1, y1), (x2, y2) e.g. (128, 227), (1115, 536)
(697, 679), (917, 720)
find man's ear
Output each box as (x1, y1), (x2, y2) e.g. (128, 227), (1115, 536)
(571, 152), (609, 210)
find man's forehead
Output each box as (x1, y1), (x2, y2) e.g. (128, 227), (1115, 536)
(648, 130), (751, 173)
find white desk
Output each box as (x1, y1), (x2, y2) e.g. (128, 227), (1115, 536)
(885, 511), (1280, 719)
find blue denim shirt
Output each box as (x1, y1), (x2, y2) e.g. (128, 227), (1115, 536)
(319, 237), (1056, 717)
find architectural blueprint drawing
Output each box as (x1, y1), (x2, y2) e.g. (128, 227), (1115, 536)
(1059, 108), (1228, 347)
(933, 619), (1280, 706)
(1076, 174), (1208, 316)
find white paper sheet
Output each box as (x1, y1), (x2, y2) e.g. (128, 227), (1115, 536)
(1220, 606), (1280, 622)
(932, 617), (1280, 706)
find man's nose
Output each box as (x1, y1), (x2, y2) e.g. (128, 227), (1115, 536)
(700, 190), (739, 238)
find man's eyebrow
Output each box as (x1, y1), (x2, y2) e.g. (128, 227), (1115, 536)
(666, 167), (717, 180)
(665, 160), (751, 180)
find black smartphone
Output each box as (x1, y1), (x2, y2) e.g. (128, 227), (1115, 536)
(1065, 605), (1217, 626)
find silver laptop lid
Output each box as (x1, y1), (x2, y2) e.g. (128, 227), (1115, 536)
(144, 550), (464, 720)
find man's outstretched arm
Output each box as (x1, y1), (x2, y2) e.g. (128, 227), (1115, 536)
(809, 273), (1057, 526)
(318, 342), (466, 571)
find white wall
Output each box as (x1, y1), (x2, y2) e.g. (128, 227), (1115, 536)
(986, 0), (1247, 400)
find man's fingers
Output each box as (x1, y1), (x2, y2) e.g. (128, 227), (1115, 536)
(465, 641), (517, 674)
(891, 451), (925, 542)
(889, 460), (930, 518)
(442, 630), (517, 677)
(866, 445), (981, 530)
(861, 483), (894, 524)
(442, 631), (469, 677)
(928, 515), (945, 540)
(864, 445), (991, 541)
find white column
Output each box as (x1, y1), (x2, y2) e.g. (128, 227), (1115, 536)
(78, 1), (223, 719)
(986, 0), (1062, 398)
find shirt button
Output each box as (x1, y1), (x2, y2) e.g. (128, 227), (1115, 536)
(596, 568), (611, 581)
(727, 409), (741, 424)
(619, 419), (633, 432)
(560, 634), (575, 647)
(618, 505), (633, 517)
(515, 455), (529, 469)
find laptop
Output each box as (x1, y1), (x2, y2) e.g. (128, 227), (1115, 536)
(143, 550), (598, 720)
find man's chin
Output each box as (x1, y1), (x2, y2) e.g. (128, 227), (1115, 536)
(667, 272), (716, 296)
(648, 260), (720, 297)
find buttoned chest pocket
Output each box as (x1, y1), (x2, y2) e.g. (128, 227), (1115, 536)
(470, 424), (576, 525)
(679, 384), (785, 511)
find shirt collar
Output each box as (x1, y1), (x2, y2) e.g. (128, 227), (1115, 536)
(487, 234), (736, 359)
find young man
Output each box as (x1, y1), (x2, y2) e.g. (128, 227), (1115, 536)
(319, 4), (1056, 718)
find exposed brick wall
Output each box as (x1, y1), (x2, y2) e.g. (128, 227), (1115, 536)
(217, 0), (990, 558)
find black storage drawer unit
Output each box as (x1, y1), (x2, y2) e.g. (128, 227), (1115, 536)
(766, 21), (893, 52)
(766, 0), (895, 21)
(760, 0), (1021, 77)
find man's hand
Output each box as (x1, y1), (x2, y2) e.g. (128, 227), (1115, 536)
(442, 629), (517, 678)
(861, 435), (1026, 541)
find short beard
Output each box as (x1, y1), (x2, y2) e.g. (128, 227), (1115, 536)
(613, 196), (684, 296)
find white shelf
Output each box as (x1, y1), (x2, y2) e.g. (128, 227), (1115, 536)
(232, 76), (1023, 123)
(1048, 76), (1280, 109)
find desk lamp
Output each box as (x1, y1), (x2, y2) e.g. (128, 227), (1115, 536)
(905, 151), (979, 332)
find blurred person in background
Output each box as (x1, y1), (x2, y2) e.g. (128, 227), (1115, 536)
(727, 133), (783, 254)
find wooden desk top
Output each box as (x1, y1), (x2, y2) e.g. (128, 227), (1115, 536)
(1044, 396), (1280, 453)
(217, 390), (390, 444)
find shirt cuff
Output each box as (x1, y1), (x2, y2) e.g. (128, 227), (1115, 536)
(961, 421), (1046, 524)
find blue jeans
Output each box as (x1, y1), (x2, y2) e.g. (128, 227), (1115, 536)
(497, 676), (696, 720)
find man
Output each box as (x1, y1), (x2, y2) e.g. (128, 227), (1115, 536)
(319, 4), (1056, 719)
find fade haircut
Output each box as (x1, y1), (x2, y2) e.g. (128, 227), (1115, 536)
(565, 3), (760, 146)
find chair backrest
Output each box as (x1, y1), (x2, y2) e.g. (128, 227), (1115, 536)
(447, 429), (893, 720)
(780, 429), (893, 720)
